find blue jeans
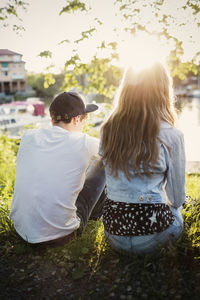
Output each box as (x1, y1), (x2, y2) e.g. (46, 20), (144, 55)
(76, 160), (106, 234)
(105, 206), (183, 255)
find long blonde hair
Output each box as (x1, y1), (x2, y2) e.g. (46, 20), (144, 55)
(100, 62), (175, 179)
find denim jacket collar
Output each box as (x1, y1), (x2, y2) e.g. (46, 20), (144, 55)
(160, 121), (172, 129)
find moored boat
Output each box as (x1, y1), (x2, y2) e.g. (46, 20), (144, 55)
(0, 99), (50, 134)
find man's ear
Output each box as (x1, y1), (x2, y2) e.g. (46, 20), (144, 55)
(72, 116), (79, 125)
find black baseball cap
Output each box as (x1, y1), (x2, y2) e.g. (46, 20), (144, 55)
(49, 91), (98, 121)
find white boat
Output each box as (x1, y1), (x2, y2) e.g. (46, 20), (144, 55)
(0, 100), (51, 135)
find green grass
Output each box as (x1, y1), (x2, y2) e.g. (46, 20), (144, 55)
(0, 134), (200, 300)
(186, 174), (200, 200)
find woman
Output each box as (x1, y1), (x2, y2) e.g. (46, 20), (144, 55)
(99, 62), (186, 254)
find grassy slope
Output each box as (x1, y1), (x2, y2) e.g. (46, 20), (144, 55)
(0, 136), (200, 300)
(186, 174), (200, 200)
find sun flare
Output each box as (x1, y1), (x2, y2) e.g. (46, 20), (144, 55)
(118, 32), (170, 72)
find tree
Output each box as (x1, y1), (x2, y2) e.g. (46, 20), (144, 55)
(27, 72), (65, 100)
(0, 0), (28, 32)
(2, 0), (200, 99)
(40, 0), (200, 98)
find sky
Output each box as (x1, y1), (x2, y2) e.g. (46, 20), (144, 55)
(1, 0), (200, 74)
(1, 0), (121, 73)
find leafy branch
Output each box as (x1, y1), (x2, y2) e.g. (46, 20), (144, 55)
(0, 0), (28, 32)
(59, 0), (88, 15)
(74, 27), (97, 44)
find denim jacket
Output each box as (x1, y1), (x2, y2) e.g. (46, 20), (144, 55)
(100, 121), (186, 210)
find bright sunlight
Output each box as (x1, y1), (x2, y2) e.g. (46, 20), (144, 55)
(118, 32), (170, 71)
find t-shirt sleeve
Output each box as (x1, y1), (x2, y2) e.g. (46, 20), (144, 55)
(16, 131), (29, 161)
(86, 135), (100, 160)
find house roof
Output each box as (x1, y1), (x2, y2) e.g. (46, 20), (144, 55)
(0, 49), (22, 56)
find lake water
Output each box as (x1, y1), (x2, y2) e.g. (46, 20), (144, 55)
(2, 96), (200, 169)
(175, 97), (200, 164)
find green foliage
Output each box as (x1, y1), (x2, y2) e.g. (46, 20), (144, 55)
(0, 134), (19, 196)
(0, 133), (200, 299)
(2, 0), (200, 95)
(182, 174), (200, 249)
(83, 122), (99, 138)
(63, 56), (122, 99)
(167, 49), (199, 80)
(0, 196), (15, 238)
(59, 0), (87, 15)
(39, 51), (52, 59)
(186, 0), (200, 14)
(59, 39), (70, 45)
(74, 27), (97, 44)
(0, 0), (28, 32)
(0, 133), (199, 253)
(39, 0), (200, 95)
(183, 197), (200, 248)
(44, 73), (56, 88)
(0, 135), (19, 240)
(27, 72), (65, 99)
(186, 174), (200, 200)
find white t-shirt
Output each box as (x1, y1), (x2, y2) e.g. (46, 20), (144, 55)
(10, 126), (99, 243)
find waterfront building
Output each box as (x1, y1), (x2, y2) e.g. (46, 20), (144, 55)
(0, 49), (27, 94)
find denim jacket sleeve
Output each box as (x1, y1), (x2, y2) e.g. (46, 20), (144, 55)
(164, 132), (186, 208)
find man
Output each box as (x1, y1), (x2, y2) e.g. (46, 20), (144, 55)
(10, 91), (106, 247)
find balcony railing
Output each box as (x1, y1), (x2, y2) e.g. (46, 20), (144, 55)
(12, 74), (25, 80)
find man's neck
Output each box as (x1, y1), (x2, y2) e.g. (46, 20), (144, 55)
(53, 121), (80, 132)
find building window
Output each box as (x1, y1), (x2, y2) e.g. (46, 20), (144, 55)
(3, 71), (8, 76)
(13, 55), (21, 62)
(1, 55), (8, 60)
(1, 62), (8, 67)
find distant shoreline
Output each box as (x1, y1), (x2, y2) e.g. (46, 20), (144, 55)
(186, 161), (200, 174)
